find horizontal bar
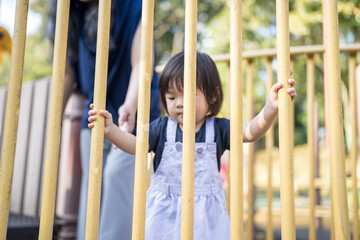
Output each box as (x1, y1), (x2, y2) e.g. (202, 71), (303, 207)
(155, 44), (360, 73)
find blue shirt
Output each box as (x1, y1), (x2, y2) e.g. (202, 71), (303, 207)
(148, 117), (231, 172)
(71, 0), (160, 129)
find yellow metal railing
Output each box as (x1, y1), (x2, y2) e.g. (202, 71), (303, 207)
(132, 0), (155, 239)
(181, 0), (197, 239)
(212, 44), (359, 240)
(229, 0), (244, 239)
(85, 0), (112, 238)
(0, 0), (29, 239)
(39, 0), (70, 238)
(0, 0), (359, 239)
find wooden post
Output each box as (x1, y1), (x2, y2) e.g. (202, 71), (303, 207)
(307, 54), (316, 240)
(246, 59), (254, 240)
(181, 0), (197, 239)
(131, 0), (155, 238)
(276, 0), (295, 239)
(0, 1), (29, 239)
(38, 0), (70, 238)
(290, 57), (295, 155)
(85, 0), (112, 238)
(323, 0), (351, 239)
(266, 57), (274, 240)
(230, 0), (244, 239)
(349, 52), (359, 240)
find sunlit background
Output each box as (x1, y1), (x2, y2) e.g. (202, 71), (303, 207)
(0, 0), (42, 36)
(0, 0), (359, 153)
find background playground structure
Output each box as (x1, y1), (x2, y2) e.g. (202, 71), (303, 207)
(0, 0), (360, 239)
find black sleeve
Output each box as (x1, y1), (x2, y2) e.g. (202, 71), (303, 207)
(69, 58), (81, 93)
(148, 117), (167, 153)
(217, 118), (231, 150)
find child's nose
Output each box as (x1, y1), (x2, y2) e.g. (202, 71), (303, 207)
(176, 97), (183, 107)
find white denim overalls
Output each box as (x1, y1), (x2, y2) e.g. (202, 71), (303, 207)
(145, 117), (230, 240)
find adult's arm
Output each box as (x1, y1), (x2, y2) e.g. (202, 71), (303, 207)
(117, 21), (155, 132)
(62, 61), (76, 114)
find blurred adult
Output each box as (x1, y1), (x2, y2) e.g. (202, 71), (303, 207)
(49, 0), (161, 239)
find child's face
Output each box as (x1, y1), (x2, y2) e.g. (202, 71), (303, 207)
(165, 84), (209, 131)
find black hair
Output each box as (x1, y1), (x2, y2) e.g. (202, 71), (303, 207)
(159, 51), (223, 117)
(48, 0), (116, 61)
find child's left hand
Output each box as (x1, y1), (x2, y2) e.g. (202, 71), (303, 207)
(268, 78), (296, 109)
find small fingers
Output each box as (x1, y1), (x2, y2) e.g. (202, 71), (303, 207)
(271, 82), (283, 92)
(90, 103), (94, 109)
(88, 122), (94, 128)
(288, 78), (295, 87)
(88, 109), (97, 116)
(88, 115), (97, 123)
(286, 87), (296, 94)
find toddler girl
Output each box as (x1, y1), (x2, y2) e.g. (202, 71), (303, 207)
(88, 51), (296, 239)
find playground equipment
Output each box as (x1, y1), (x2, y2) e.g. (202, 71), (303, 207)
(213, 43), (360, 240)
(0, 27), (12, 64)
(0, 0), (359, 240)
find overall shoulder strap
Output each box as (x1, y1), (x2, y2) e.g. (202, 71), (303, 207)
(205, 117), (215, 143)
(166, 117), (177, 142)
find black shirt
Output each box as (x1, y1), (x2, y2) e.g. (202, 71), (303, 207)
(148, 117), (231, 172)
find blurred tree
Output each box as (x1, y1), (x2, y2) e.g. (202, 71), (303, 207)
(0, 0), (52, 86)
(203, 0), (360, 146)
(1, 0), (359, 145)
(0, 0), (226, 85)
(154, 0), (226, 63)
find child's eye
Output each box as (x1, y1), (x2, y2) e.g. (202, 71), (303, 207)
(165, 93), (175, 101)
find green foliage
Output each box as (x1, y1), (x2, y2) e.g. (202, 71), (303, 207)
(0, 54), (10, 86)
(202, 0), (360, 146)
(154, 0), (227, 62)
(23, 35), (52, 82)
(0, 0), (52, 86)
(1, 0), (359, 147)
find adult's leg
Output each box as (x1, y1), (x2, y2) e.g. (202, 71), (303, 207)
(77, 128), (111, 240)
(99, 148), (135, 240)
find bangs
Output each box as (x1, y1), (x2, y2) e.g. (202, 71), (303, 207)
(159, 51), (223, 117)
(167, 76), (184, 93)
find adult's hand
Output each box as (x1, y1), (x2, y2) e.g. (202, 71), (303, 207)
(118, 103), (136, 133)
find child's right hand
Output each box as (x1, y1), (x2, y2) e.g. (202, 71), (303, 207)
(88, 103), (114, 136)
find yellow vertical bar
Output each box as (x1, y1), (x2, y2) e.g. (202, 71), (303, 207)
(324, 0), (351, 239)
(131, 0), (155, 238)
(349, 52), (359, 240)
(0, 1), (29, 239)
(38, 1), (70, 239)
(275, 0), (295, 239)
(226, 61), (231, 215)
(266, 57), (274, 240)
(227, 61), (231, 118)
(85, 0), (112, 239)
(307, 54), (316, 240)
(246, 59), (254, 240)
(181, 0), (197, 239)
(230, 0), (243, 239)
(290, 57), (295, 152)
